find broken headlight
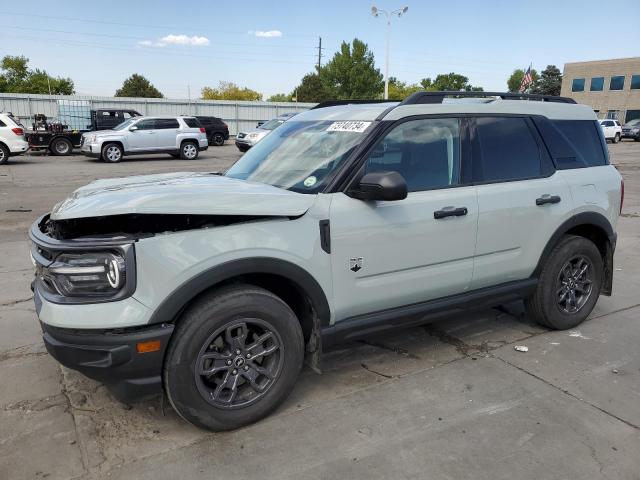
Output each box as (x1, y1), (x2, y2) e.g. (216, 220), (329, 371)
(39, 251), (128, 299)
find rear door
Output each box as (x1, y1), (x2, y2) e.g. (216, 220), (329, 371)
(329, 117), (478, 321)
(600, 120), (614, 139)
(470, 116), (573, 289)
(154, 118), (180, 149)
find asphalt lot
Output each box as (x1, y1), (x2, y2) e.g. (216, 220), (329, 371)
(1, 142), (639, 479)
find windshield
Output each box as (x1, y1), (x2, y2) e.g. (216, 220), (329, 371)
(626, 119), (640, 126)
(259, 119), (284, 131)
(226, 120), (371, 193)
(113, 118), (136, 131)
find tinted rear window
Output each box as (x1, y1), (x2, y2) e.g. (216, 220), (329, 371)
(183, 118), (201, 128)
(551, 120), (607, 167)
(474, 117), (542, 182)
(0, 119), (5, 127)
(156, 118), (180, 129)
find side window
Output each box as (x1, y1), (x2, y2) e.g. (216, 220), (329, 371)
(183, 118), (201, 128)
(135, 119), (156, 130)
(473, 117), (541, 182)
(155, 119), (180, 129)
(551, 120), (607, 167)
(363, 118), (460, 192)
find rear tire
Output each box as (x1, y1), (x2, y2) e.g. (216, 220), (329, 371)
(180, 141), (199, 160)
(211, 133), (225, 146)
(0, 144), (9, 165)
(164, 284), (304, 431)
(50, 138), (73, 156)
(101, 143), (123, 163)
(525, 235), (603, 330)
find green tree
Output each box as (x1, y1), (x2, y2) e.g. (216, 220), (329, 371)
(267, 93), (293, 102)
(115, 74), (163, 98)
(0, 55), (74, 94)
(531, 65), (562, 96)
(507, 68), (539, 93)
(320, 38), (383, 99)
(387, 77), (421, 100)
(201, 81), (262, 101)
(420, 73), (483, 92)
(294, 72), (331, 103)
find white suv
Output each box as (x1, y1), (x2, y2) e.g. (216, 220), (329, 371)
(599, 119), (622, 143)
(0, 112), (29, 164)
(31, 92), (622, 431)
(81, 116), (208, 162)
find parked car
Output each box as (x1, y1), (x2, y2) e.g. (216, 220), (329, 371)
(0, 112), (28, 164)
(79, 116), (208, 162)
(621, 118), (640, 141)
(31, 92), (622, 431)
(235, 112), (297, 152)
(26, 109), (142, 156)
(599, 119), (622, 143)
(195, 116), (229, 146)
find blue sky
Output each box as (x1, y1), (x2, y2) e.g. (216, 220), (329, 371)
(1, 0), (638, 99)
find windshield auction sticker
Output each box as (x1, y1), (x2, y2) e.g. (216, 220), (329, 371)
(326, 121), (372, 133)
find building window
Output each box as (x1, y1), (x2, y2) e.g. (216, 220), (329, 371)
(610, 76), (625, 90)
(590, 77), (604, 91)
(607, 110), (620, 120)
(631, 75), (640, 90)
(571, 78), (585, 92)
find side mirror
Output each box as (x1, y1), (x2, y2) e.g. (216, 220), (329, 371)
(129, 126), (138, 132)
(349, 171), (408, 201)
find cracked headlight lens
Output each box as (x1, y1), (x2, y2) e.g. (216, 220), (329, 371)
(44, 252), (126, 297)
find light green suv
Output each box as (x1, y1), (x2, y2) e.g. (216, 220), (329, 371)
(31, 92), (623, 431)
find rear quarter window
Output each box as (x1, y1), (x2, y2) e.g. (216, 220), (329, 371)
(551, 120), (608, 168)
(0, 119), (5, 127)
(183, 118), (201, 128)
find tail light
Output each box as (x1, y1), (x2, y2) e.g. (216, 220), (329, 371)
(620, 178), (624, 215)
(222, 122), (228, 128)
(199, 127), (206, 133)
(11, 127), (24, 136)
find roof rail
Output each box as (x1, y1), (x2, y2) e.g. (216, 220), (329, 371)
(311, 99), (397, 110)
(400, 91), (577, 105)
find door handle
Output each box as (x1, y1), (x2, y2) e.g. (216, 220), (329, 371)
(536, 195), (561, 206)
(434, 206), (468, 219)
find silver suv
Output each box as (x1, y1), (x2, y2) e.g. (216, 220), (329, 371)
(31, 92), (622, 431)
(81, 116), (208, 162)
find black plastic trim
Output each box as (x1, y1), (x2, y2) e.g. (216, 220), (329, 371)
(319, 220), (331, 254)
(41, 322), (174, 402)
(321, 278), (538, 348)
(146, 257), (331, 327)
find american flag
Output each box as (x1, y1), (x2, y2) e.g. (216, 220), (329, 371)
(519, 64), (533, 93)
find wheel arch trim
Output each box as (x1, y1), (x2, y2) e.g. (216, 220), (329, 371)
(145, 257), (331, 328)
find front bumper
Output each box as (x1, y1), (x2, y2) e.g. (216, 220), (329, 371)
(41, 322), (173, 402)
(81, 142), (101, 157)
(622, 130), (639, 139)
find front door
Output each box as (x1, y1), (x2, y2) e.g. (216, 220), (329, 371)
(127, 119), (158, 151)
(329, 117), (478, 322)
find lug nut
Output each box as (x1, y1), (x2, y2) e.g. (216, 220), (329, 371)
(246, 353), (251, 358)
(232, 369), (238, 375)
(243, 365), (249, 371)
(226, 359), (232, 366)
(236, 349), (241, 355)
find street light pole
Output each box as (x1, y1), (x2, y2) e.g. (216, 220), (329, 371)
(371, 5), (408, 100)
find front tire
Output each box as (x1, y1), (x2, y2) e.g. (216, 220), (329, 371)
(180, 141), (199, 160)
(211, 133), (225, 146)
(613, 133), (620, 144)
(101, 143), (123, 163)
(526, 235), (603, 330)
(164, 284), (304, 431)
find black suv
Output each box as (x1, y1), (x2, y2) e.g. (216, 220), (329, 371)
(195, 116), (229, 146)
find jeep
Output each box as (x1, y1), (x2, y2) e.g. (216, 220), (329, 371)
(30, 91), (623, 431)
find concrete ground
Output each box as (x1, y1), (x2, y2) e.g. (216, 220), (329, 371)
(1, 142), (639, 479)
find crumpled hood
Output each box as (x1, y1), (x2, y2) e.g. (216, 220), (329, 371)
(51, 172), (316, 220)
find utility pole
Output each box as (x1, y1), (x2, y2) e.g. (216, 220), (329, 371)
(371, 5), (409, 100)
(317, 36), (322, 71)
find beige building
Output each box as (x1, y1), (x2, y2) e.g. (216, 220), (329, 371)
(560, 57), (640, 123)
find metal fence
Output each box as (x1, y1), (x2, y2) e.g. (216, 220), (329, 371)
(0, 93), (316, 135)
